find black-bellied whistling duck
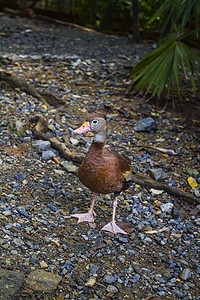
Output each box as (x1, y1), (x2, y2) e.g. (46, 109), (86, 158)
(71, 113), (132, 234)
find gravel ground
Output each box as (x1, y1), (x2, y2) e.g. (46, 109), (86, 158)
(0, 14), (200, 300)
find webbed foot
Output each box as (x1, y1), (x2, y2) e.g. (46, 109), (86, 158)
(101, 221), (128, 235)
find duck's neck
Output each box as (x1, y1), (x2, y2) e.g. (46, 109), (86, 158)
(93, 131), (106, 143)
(87, 130), (106, 157)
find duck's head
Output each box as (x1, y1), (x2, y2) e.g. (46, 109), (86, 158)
(73, 113), (107, 142)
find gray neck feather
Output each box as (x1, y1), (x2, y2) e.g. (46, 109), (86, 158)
(93, 131), (106, 143)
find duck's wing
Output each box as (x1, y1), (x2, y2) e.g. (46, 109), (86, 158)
(103, 148), (133, 183)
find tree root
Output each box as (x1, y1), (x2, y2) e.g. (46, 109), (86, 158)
(30, 114), (84, 164)
(131, 173), (200, 205)
(0, 70), (65, 107)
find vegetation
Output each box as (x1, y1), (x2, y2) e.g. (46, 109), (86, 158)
(130, 0), (200, 100)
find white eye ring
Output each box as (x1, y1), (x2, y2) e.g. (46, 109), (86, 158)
(92, 119), (98, 125)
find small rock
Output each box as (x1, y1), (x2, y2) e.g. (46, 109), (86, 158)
(13, 237), (24, 247)
(118, 236), (128, 243)
(32, 140), (51, 151)
(89, 264), (100, 276)
(70, 137), (79, 146)
(131, 273), (140, 283)
(26, 269), (62, 293)
(118, 255), (126, 263)
(106, 285), (118, 294)
(17, 206), (31, 219)
(150, 188), (164, 195)
(194, 218), (200, 225)
(15, 120), (27, 136)
(180, 268), (192, 281)
(187, 168), (199, 177)
(39, 261), (48, 269)
(103, 274), (117, 284)
(134, 117), (157, 132)
(60, 161), (78, 173)
(42, 150), (55, 160)
(150, 168), (168, 180)
(85, 276), (96, 287)
(3, 210), (12, 216)
(160, 203), (174, 214)
(0, 269), (25, 299)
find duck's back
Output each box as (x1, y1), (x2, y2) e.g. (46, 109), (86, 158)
(78, 142), (132, 194)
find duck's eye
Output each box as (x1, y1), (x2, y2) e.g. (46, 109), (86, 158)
(92, 119), (98, 125)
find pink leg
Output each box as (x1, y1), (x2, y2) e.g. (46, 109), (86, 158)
(71, 193), (97, 223)
(101, 197), (128, 235)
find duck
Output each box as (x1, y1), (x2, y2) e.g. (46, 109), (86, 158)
(71, 113), (132, 234)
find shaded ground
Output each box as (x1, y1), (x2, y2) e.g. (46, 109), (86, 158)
(0, 14), (200, 300)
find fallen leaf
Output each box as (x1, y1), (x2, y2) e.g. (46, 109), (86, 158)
(146, 227), (169, 234)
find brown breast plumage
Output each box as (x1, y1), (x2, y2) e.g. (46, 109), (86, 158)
(78, 141), (132, 194)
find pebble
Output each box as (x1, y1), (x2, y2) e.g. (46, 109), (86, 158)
(150, 168), (168, 180)
(160, 203), (174, 214)
(42, 150), (56, 160)
(25, 269), (62, 293)
(180, 268), (192, 281)
(131, 273), (140, 283)
(103, 275), (117, 284)
(106, 285), (118, 293)
(32, 140), (51, 151)
(60, 161), (78, 173)
(39, 261), (49, 268)
(133, 117), (157, 132)
(85, 276), (96, 287)
(70, 137), (79, 145)
(15, 120), (27, 136)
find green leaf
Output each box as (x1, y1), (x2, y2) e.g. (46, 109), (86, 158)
(130, 28), (200, 98)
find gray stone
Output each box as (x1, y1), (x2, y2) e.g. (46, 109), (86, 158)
(150, 168), (168, 180)
(103, 274), (117, 284)
(26, 269), (62, 293)
(160, 203), (174, 214)
(0, 268), (25, 299)
(131, 273), (140, 283)
(61, 161), (78, 173)
(180, 268), (192, 281)
(187, 168), (199, 177)
(42, 150), (55, 160)
(133, 117), (157, 132)
(106, 285), (118, 294)
(15, 120), (27, 136)
(70, 137), (79, 145)
(32, 140), (51, 151)
(195, 218), (200, 225)
(13, 237), (24, 247)
(89, 264), (100, 276)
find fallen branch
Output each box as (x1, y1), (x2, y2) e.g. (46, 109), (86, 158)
(133, 144), (177, 156)
(0, 70), (50, 108)
(0, 70), (65, 108)
(30, 114), (84, 164)
(131, 173), (200, 205)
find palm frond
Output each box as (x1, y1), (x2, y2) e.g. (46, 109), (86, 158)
(150, 0), (200, 37)
(130, 28), (200, 97)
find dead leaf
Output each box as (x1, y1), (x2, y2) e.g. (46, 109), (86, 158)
(146, 227), (169, 234)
